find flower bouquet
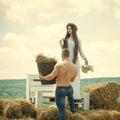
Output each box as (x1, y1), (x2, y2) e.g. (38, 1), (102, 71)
(35, 54), (57, 85)
(81, 65), (94, 73)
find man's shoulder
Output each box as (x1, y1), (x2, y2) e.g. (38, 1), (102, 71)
(55, 63), (62, 68)
(55, 62), (66, 68)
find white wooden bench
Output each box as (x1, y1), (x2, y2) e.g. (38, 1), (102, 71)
(26, 74), (89, 110)
(26, 74), (56, 107)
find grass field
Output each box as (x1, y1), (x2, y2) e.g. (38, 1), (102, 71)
(0, 77), (120, 99)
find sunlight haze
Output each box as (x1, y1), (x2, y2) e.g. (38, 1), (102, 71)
(0, 0), (120, 79)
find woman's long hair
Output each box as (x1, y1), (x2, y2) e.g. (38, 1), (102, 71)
(63, 23), (79, 64)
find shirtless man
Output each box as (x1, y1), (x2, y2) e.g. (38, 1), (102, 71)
(39, 48), (78, 120)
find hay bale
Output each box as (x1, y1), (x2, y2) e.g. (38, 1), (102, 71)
(4, 100), (22, 119)
(4, 99), (37, 119)
(82, 109), (120, 120)
(37, 107), (59, 120)
(65, 110), (73, 120)
(12, 117), (35, 120)
(104, 101), (120, 111)
(0, 99), (9, 116)
(71, 113), (87, 120)
(86, 110), (112, 120)
(111, 110), (120, 120)
(37, 107), (120, 120)
(83, 81), (120, 109)
(66, 110), (87, 120)
(37, 107), (86, 120)
(0, 116), (7, 120)
(16, 99), (37, 119)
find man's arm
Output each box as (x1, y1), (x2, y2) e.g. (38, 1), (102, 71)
(40, 65), (59, 81)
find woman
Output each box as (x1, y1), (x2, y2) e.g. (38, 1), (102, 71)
(59, 23), (88, 102)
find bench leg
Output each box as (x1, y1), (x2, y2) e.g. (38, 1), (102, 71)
(35, 91), (43, 108)
(82, 92), (89, 110)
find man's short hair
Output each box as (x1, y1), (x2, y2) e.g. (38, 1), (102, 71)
(62, 48), (70, 57)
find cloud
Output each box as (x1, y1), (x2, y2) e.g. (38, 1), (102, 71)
(0, 31), (62, 78)
(0, 30), (120, 78)
(106, 0), (120, 20)
(2, 0), (120, 23)
(0, 32), (35, 78)
(1, 30), (120, 79)
(1, 0), (107, 23)
(81, 40), (120, 78)
(0, 0), (120, 79)
(33, 23), (65, 43)
(0, 0), (11, 12)
(1, 32), (36, 61)
(1, 22), (65, 61)
(114, 7), (120, 20)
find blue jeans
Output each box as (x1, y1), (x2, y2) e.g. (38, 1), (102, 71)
(55, 85), (74, 120)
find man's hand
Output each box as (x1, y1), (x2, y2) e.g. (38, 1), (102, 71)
(39, 74), (44, 80)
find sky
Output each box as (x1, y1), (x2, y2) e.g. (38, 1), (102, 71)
(0, 0), (120, 79)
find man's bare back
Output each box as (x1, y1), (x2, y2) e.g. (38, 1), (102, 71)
(56, 60), (77, 86)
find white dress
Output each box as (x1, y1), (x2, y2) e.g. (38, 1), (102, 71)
(60, 36), (86, 100)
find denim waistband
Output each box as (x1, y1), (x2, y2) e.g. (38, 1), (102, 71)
(56, 85), (71, 88)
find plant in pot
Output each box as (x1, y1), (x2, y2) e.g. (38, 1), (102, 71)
(35, 54), (57, 85)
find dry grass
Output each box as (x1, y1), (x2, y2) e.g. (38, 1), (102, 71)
(37, 107), (120, 120)
(81, 109), (120, 120)
(83, 81), (120, 110)
(0, 99), (9, 116)
(35, 54), (57, 63)
(0, 81), (120, 119)
(0, 99), (37, 119)
(0, 105), (120, 120)
(37, 107), (59, 120)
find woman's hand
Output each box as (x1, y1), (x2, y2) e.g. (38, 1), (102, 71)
(59, 39), (64, 43)
(84, 58), (88, 65)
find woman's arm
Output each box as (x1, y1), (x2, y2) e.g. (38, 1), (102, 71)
(78, 39), (88, 65)
(59, 38), (64, 48)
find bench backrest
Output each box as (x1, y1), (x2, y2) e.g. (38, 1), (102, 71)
(26, 74), (56, 100)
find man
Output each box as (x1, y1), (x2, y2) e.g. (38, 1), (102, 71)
(39, 48), (78, 120)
